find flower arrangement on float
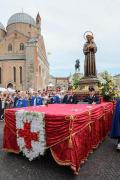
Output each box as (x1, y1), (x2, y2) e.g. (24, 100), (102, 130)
(15, 110), (46, 161)
(99, 71), (119, 101)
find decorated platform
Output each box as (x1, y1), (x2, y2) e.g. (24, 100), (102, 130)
(3, 103), (113, 174)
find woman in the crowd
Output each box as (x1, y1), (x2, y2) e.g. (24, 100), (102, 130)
(38, 90), (42, 97)
(5, 94), (14, 109)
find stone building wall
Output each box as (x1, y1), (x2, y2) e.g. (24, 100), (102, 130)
(0, 12), (49, 91)
(7, 23), (38, 38)
(0, 60), (25, 90)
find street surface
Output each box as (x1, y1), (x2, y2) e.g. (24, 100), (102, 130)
(0, 122), (119, 180)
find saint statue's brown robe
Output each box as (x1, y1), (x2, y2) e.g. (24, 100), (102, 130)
(83, 41), (97, 77)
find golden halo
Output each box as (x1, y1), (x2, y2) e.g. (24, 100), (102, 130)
(84, 31), (93, 40)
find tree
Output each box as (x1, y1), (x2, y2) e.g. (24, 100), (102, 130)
(72, 76), (80, 89)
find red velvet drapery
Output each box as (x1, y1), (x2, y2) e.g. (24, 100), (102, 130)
(3, 103), (113, 174)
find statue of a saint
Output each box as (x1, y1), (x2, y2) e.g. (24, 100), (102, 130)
(83, 31), (97, 77)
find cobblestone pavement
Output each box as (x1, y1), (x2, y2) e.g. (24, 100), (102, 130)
(0, 121), (120, 180)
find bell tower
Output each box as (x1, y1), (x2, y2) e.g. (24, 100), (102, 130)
(36, 12), (41, 36)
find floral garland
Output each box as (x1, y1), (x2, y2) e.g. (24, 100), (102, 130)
(15, 110), (46, 161)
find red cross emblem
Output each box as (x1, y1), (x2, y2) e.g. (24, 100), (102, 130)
(18, 122), (38, 149)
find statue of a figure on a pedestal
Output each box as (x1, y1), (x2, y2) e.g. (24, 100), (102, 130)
(83, 31), (97, 77)
(75, 59), (80, 73)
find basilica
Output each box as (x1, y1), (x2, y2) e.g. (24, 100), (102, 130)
(0, 12), (49, 91)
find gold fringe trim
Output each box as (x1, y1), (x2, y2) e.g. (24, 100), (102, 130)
(50, 148), (78, 174)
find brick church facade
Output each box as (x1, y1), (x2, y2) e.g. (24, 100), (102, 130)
(0, 12), (49, 91)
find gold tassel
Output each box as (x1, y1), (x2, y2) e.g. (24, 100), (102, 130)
(68, 136), (73, 148)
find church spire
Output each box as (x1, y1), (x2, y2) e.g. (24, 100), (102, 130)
(36, 12), (41, 37)
(36, 12), (41, 24)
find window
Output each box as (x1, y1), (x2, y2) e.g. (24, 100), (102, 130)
(8, 43), (12, 51)
(20, 43), (24, 51)
(0, 67), (1, 84)
(13, 67), (16, 82)
(20, 66), (22, 84)
(28, 32), (31, 37)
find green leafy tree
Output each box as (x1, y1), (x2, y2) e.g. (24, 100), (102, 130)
(72, 76), (80, 89)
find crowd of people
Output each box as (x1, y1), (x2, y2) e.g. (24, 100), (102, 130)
(0, 87), (100, 121)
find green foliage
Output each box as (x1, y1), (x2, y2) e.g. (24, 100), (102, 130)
(72, 76), (80, 89)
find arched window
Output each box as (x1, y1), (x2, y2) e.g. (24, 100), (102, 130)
(0, 67), (2, 84)
(20, 43), (24, 51)
(13, 67), (16, 82)
(19, 66), (22, 84)
(8, 43), (12, 51)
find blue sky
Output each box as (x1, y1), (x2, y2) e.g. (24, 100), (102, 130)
(1, 0), (120, 77)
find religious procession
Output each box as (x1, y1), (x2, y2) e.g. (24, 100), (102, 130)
(0, 1), (120, 180)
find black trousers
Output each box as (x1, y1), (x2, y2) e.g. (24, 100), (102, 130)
(0, 109), (4, 120)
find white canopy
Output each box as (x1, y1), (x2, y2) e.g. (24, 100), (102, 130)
(0, 87), (7, 92)
(7, 88), (15, 93)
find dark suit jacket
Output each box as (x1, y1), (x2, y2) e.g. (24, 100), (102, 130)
(62, 94), (77, 104)
(84, 95), (100, 104)
(0, 98), (2, 110)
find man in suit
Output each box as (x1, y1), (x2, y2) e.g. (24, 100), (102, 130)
(84, 87), (100, 104)
(62, 87), (77, 104)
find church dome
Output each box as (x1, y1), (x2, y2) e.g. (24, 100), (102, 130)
(0, 22), (5, 31)
(7, 13), (36, 27)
